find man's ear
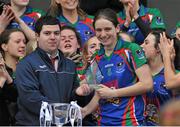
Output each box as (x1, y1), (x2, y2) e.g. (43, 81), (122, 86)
(1, 44), (8, 52)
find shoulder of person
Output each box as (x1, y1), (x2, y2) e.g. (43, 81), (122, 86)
(122, 40), (141, 50)
(147, 7), (162, 15)
(82, 15), (94, 25)
(117, 10), (126, 20)
(86, 15), (94, 19)
(175, 69), (180, 74)
(31, 8), (46, 16)
(26, 6), (46, 17)
(147, 7), (166, 30)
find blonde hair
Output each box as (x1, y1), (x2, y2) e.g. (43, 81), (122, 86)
(48, 0), (87, 20)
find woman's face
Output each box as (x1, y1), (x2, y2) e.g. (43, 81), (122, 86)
(55, 0), (78, 11)
(11, 0), (29, 7)
(59, 29), (80, 55)
(141, 33), (158, 59)
(95, 18), (118, 47)
(87, 36), (101, 55)
(2, 31), (26, 58)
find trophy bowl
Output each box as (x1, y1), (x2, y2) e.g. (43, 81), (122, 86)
(49, 103), (70, 126)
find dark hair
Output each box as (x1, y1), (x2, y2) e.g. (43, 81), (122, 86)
(35, 16), (61, 35)
(150, 30), (170, 49)
(150, 31), (162, 49)
(93, 8), (119, 29)
(174, 38), (180, 70)
(60, 25), (82, 48)
(0, 28), (27, 55)
(147, 31), (171, 63)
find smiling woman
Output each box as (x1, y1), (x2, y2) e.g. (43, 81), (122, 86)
(82, 8), (153, 126)
(48, 0), (95, 46)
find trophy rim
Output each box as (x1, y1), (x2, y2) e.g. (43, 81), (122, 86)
(49, 103), (70, 106)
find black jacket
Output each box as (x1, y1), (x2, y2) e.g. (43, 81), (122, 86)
(15, 48), (79, 125)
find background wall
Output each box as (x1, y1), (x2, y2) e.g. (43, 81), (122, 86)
(148, 0), (180, 34)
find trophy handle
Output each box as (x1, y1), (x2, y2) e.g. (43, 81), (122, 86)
(48, 104), (53, 126)
(69, 101), (82, 127)
(69, 105), (77, 127)
(40, 102), (52, 127)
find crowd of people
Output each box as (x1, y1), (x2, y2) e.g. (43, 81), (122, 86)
(0, 0), (179, 126)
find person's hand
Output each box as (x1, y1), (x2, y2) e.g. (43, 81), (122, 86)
(96, 84), (116, 99)
(76, 83), (92, 96)
(65, 52), (82, 64)
(0, 5), (14, 32)
(124, 4), (131, 27)
(0, 54), (8, 78)
(0, 66), (11, 82)
(128, 0), (139, 20)
(5, 5), (22, 24)
(170, 41), (175, 62)
(69, 53), (82, 64)
(0, 55), (13, 88)
(159, 32), (174, 61)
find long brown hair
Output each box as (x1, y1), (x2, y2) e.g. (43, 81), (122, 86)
(48, 0), (87, 20)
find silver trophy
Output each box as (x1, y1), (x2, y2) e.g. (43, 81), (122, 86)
(49, 103), (70, 127)
(85, 59), (103, 90)
(40, 101), (82, 127)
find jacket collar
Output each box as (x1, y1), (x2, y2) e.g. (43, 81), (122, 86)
(36, 47), (64, 66)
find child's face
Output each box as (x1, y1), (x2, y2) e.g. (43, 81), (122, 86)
(59, 29), (80, 55)
(87, 37), (100, 56)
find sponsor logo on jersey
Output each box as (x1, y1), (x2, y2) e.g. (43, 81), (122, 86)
(136, 49), (145, 59)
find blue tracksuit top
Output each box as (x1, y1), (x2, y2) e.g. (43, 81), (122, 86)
(15, 47), (79, 125)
